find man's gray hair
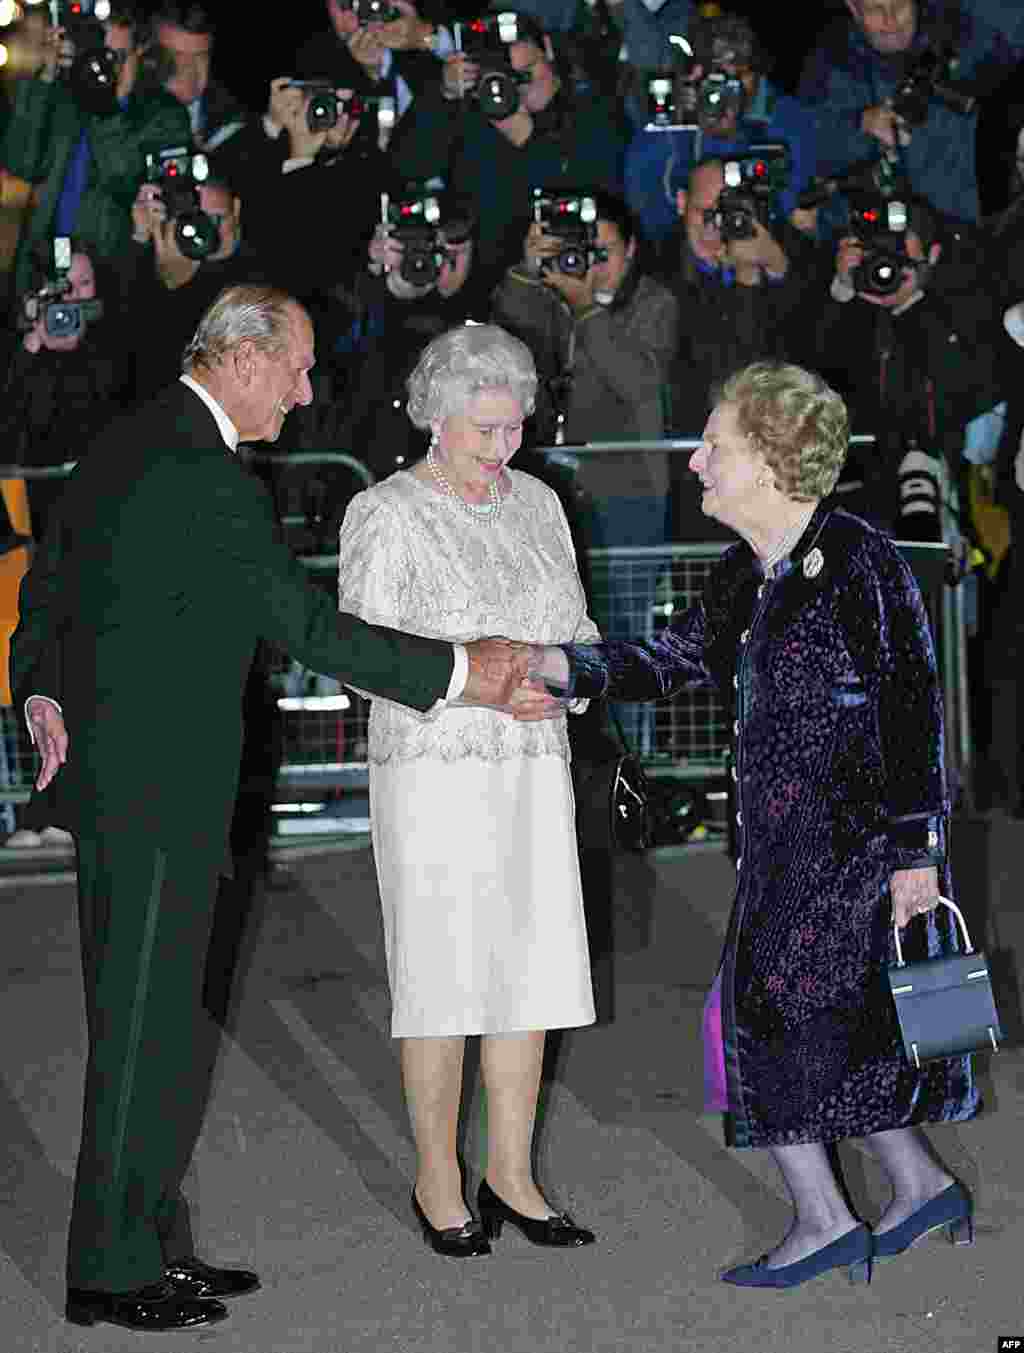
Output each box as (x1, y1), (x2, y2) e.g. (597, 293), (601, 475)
(406, 323), (538, 429)
(182, 283), (297, 373)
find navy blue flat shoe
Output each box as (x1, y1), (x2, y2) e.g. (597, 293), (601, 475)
(721, 1223), (872, 1289)
(872, 1182), (973, 1258)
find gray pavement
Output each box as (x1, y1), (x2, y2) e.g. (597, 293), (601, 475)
(1, 821), (1022, 1353)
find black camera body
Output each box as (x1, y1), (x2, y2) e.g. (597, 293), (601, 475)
(49, 0), (122, 116)
(848, 196), (915, 297)
(890, 46), (976, 128)
(697, 69), (745, 126)
(289, 83), (397, 138)
(382, 192), (450, 287)
(531, 189), (608, 277)
(710, 144), (789, 242)
(20, 236), (103, 339)
(455, 13), (535, 121)
(144, 146), (220, 261)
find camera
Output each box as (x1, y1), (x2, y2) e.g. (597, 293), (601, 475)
(643, 35), (697, 130)
(20, 236), (103, 339)
(798, 149), (908, 211)
(49, 0), (122, 116)
(696, 69), (745, 126)
(144, 146), (220, 261)
(454, 12), (536, 121)
(288, 83), (396, 138)
(848, 197), (915, 297)
(381, 191), (474, 287)
(890, 46), (976, 128)
(531, 189), (607, 277)
(709, 144), (789, 242)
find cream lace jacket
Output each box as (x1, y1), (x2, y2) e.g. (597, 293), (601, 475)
(337, 469), (600, 764)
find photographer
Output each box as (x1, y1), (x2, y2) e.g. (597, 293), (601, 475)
(293, 0), (452, 145)
(127, 176), (266, 401)
(625, 11), (817, 254)
(667, 156), (812, 447)
(800, 194), (1006, 538)
(0, 2), (190, 298)
(332, 193), (491, 479)
(240, 79), (389, 300)
(798, 0), (1024, 225)
(1, 243), (129, 538)
(390, 10), (627, 289)
(152, 4), (250, 171)
(492, 190), (676, 752)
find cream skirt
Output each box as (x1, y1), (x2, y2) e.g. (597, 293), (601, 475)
(369, 755), (595, 1038)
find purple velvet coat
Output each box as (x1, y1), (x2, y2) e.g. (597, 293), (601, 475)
(566, 503), (979, 1147)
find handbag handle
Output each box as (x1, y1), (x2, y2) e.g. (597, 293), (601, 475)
(892, 895), (974, 967)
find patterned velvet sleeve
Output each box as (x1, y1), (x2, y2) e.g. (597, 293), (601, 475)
(842, 537), (947, 870)
(562, 598), (712, 702)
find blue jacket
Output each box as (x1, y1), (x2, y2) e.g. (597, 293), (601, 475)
(625, 78), (817, 242)
(798, 0), (1024, 223)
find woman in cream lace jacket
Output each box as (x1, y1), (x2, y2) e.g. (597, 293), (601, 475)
(336, 324), (599, 1259)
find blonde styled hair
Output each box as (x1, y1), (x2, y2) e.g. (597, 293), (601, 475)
(716, 362), (849, 501)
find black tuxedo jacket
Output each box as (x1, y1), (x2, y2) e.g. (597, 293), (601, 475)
(10, 382), (453, 859)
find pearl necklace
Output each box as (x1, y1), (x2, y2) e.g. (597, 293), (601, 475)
(761, 503), (816, 574)
(426, 448), (502, 523)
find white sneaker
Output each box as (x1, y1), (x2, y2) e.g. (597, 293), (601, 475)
(5, 829), (43, 848)
(39, 826), (74, 847)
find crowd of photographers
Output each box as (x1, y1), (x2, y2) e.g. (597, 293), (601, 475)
(3, 0), (1024, 815)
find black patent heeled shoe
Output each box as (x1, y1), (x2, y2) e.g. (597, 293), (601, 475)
(477, 1178), (596, 1248)
(410, 1191), (491, 1258)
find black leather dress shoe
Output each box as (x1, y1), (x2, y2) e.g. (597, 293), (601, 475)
(66, 1279), (228, 1330)
(165, 1257), (261, 1299)
(477, 1178), (596, 1248)
(411, 1190), (492, 1257)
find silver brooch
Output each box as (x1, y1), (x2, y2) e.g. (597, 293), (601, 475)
(803, 548), (824, 579)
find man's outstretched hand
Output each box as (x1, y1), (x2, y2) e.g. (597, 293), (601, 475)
(461, 638), (530, 708)
(26, 697), (68, 790)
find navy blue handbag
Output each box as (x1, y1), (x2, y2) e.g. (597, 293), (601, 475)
(888, 897), (1003, 1068)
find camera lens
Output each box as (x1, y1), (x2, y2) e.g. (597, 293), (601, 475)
(45, 303), (80, 338)
(175, 211), (221, 261)
(477, 70), (519, 120)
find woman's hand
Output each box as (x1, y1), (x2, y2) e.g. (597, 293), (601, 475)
(505, 678), (565, 721)
(890, 866), (941, 929)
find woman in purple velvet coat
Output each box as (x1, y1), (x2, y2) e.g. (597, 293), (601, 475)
(528, 361), (979, 1289)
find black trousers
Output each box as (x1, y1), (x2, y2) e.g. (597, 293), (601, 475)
(68, 838), (222, 1292)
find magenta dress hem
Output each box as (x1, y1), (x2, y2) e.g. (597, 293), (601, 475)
(702, 968), (728, 1114)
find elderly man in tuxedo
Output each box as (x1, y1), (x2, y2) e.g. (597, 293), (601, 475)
(11, 283), (530, 1333)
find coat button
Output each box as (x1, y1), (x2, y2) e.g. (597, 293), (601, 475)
(740, 629), (750, 643)
(733, 719), (740, 735)
(731, 765), (738, 782)
(736, 856), (743, 871)
(733, 674), (739, 689)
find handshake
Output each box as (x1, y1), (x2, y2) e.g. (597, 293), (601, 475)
(462, 638), (570, 720)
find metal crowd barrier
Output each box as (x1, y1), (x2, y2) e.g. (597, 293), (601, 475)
(0, 441), (974, 820)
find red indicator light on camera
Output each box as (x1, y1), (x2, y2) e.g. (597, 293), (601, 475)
(470, 19), (487, 31)
(861, 208), (879, 223)
(753, 161), (766, 176)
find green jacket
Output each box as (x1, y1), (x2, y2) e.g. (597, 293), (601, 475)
(1, 75), (190, 295)
(10, 382), (454, 861)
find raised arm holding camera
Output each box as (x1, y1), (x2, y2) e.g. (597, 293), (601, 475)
(798, 0), (1024, 225)
(0, 1), (190, 299)
(797, 192), (1006, 538)
(624, 11), (818, 254)
(391, 10), (627, 289)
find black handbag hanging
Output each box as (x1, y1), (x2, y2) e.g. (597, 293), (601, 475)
(888, 896), (1003, 1068)
(571, 709), (651, 854)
